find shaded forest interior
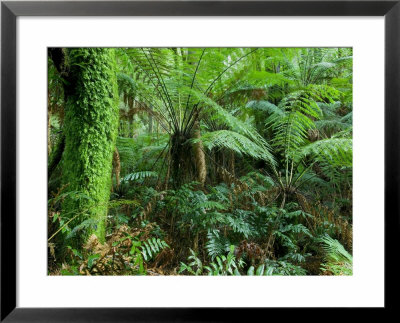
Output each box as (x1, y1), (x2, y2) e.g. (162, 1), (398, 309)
(48, 48), (352, 276)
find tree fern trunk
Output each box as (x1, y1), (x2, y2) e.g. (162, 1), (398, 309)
(61, 48), (119, 244)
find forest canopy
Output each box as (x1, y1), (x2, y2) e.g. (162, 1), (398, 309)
(48, 47), (353, 276)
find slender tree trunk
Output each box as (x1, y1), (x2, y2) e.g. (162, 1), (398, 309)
(48, 110), (52, 155)
(155, 121), (159, 144)
(229, 150), (235, 177)
(193, 231), (199, 253)
(148, 106), (153, 134)
(193, 120), (206, 186)
(113, 147), (121, 190)
(61, 48), (119, 243)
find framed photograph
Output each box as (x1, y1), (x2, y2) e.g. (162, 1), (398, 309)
(1, 0), (398, 321)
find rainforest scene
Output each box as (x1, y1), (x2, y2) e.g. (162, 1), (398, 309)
(48, 47), (352, 276)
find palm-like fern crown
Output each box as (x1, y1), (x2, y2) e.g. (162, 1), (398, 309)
(116, 47), (277, 163)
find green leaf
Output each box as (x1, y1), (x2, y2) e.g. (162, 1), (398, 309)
(247, 266), (255, 276)
(68, 247), (83, 259)
(87, 254), (100, 269)
(144, 242), (152, 259)
(142, 249), (148, 261)
(256, 264), (265, 276)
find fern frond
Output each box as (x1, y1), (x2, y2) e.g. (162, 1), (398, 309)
(117, 73), (136, 95)
(198, 130), (272, 161)
(318, 234), (352, 275)
(300, 138), (352, 168)
(122, 171), (158, 182)
(246, 100), (282, 115)
(140, 237), (169, 262)
(194, 91), (275, 166)
(205, 230), (231, 260)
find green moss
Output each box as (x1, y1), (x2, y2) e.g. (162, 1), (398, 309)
(62, 48), (119, 243)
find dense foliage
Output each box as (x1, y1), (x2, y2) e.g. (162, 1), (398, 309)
(48, 47), (352, 276)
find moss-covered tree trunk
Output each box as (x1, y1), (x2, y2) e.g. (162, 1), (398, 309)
(62, 48), (119, 243)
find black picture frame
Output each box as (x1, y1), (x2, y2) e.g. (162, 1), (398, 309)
(1, 0), (398, 321)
